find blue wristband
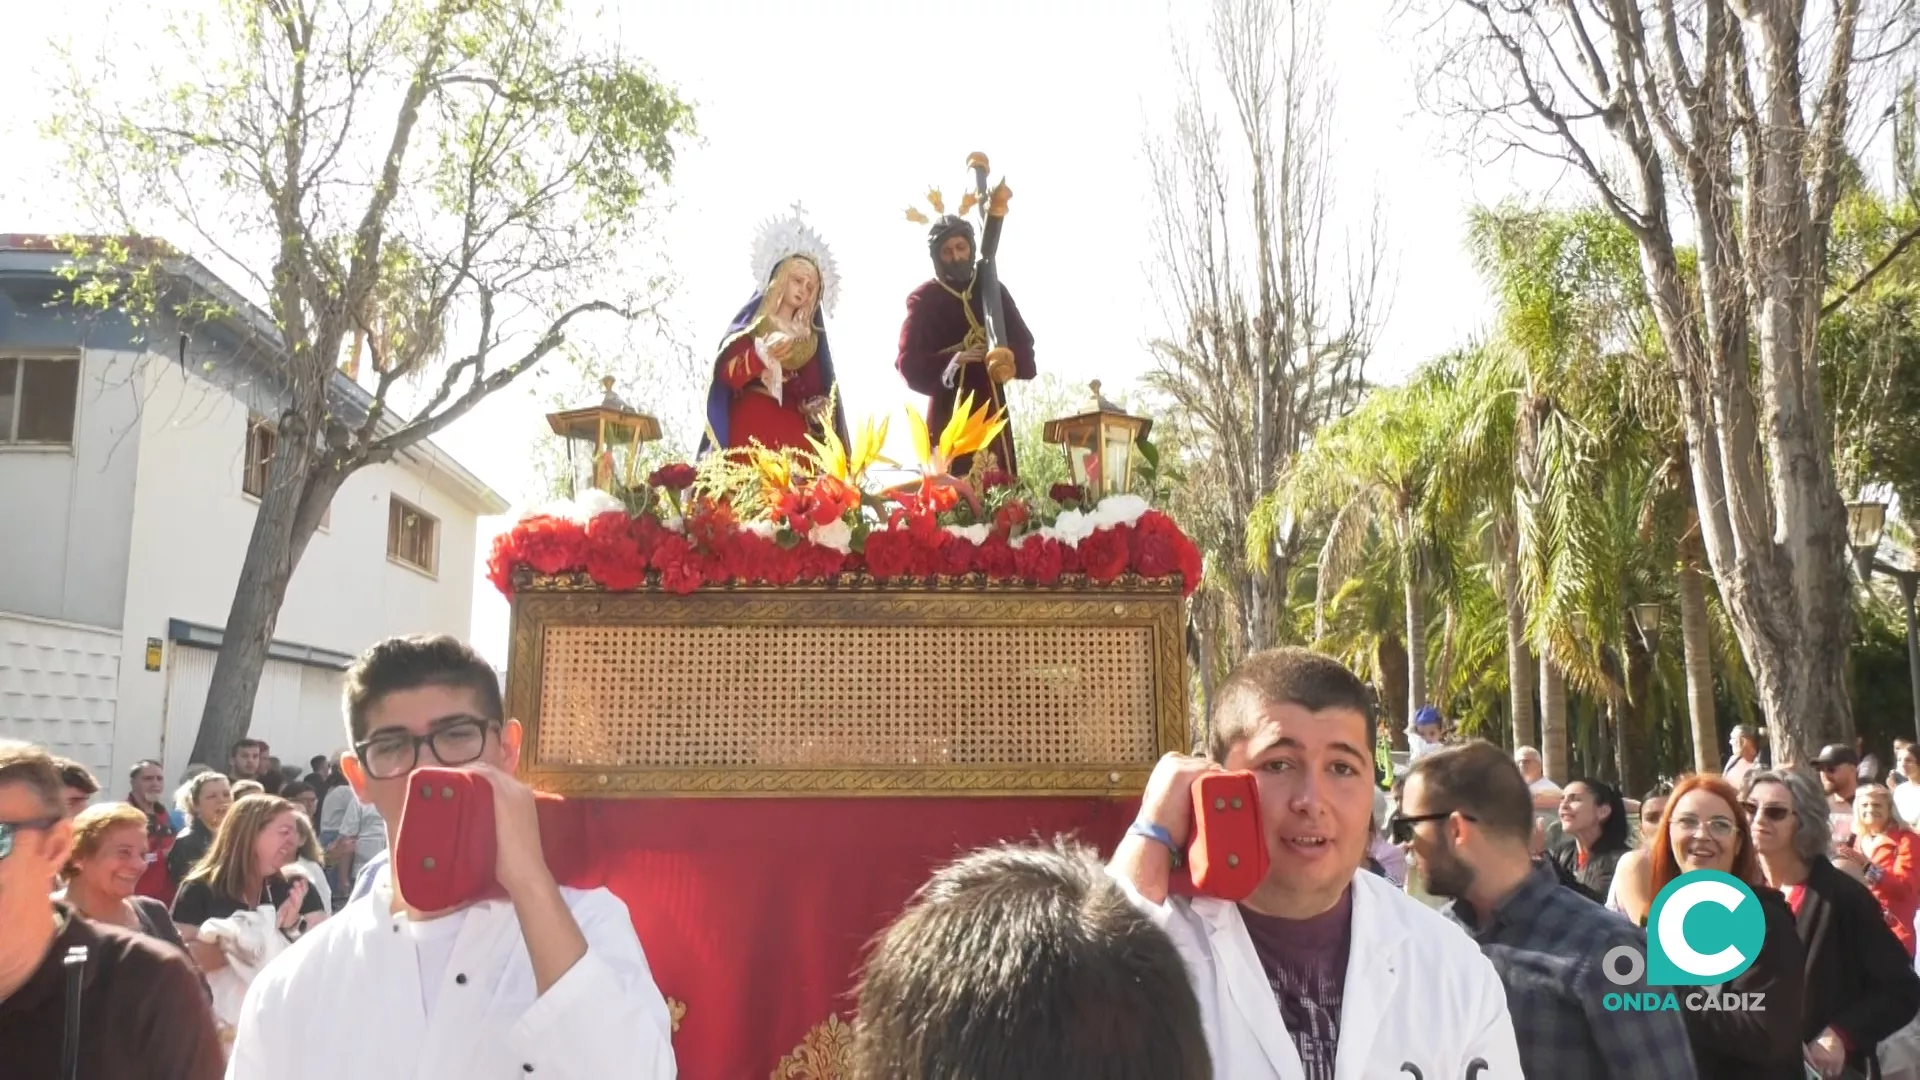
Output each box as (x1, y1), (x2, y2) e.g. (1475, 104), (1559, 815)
(1130, 820), (1185, 868)
(1129, 819), (1176, 849)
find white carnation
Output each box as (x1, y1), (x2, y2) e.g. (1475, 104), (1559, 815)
(944, 523), (991, 546)
(810, 518), (853, 553)
(1088, 494), (1151, 530)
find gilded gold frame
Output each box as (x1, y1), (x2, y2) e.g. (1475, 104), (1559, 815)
(506, 577), (1189, 797)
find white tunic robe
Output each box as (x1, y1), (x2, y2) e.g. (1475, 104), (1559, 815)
(226, 874), (676, 1080)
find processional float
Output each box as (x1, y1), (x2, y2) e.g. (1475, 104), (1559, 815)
(483, 156), (1200, 1079)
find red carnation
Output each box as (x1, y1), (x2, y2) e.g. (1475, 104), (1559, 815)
(976, 533), (1017, 577)
(650, 533), (710, 595)
(992, 501), (1031, 535)
(1049, 483), (1085, 507)
(1058, 539), (1086, 575)
(485, 532), (518, 596)
(687, 499), (737, 550)
(1012, 536), (1065, 585)
(935, 534), (975, 576)
(863, 529), (915, 580)
(584, 512), (649, 591)
(903, 509), (944, 550)
(1080, 526), (1131, 584)
(801, 543), (850, 580)
(1131, 511), (1204, 595)
(515, 515), (589, 576)
(648, 463), (698, 491)
(979, 468), (1013, 491)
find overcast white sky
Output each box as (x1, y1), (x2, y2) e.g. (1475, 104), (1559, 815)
(1, 0), (1583, 664)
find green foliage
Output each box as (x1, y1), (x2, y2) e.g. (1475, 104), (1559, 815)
(1823, 184), (1920, 508)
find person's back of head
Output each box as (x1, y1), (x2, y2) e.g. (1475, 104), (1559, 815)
(852, 839), (1211, 1080)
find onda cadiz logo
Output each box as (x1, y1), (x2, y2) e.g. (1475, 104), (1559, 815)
(1602, 870), (1768, 1013)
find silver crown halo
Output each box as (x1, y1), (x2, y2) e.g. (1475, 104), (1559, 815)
(750, 202), (840, 316)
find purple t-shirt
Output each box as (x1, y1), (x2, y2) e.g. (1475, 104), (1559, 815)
(1238, 887), (1354, 1080)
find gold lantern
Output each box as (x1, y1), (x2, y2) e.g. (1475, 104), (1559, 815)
(545, 377), (663, 496)
(1041, 380), (1152, 498)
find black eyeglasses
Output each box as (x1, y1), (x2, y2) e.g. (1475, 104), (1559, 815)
(0, 816), (63, 861)
(1389, 810), (1475, 845)
(1742, 801), (1793, 823)
(353, 716), (502, 781)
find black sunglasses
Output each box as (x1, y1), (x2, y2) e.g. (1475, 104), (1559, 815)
(1742, 801), (1793, 823)
(1389, 810), (1476, 845)
(0, 815), (64, 861)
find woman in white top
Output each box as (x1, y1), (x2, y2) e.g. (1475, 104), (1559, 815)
(287, 811), (334, 913)
(1895, 744), (1920, 827)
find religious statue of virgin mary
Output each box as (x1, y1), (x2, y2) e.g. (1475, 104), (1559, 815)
(701, 207), (850, 457)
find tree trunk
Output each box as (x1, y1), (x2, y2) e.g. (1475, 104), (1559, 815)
(1496, 528), (1536, 751)
(1540, 655), (1569, 783)
(189, 432), (343, 766)
(1377, 634), (1410, 750)
(1619, 638), (1656, 798)
(1680, 540), (1721, 774)
(1404, 569), (1428, 721)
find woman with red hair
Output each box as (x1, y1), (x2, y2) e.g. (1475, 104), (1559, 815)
(1646, 774), (1806, 1079)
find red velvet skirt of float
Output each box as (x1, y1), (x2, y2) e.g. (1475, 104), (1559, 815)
(567, 796), (1138, 1079)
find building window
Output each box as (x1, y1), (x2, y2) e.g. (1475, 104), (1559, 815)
(0, 355), (80, 446)
(243, 416), (276, 497)
(388, 497), (439, 574)
(241, 415), (330, 528)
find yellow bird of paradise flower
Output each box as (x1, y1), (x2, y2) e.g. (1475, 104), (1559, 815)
(808, 416), (893, 486)
(907, 393), (1007, 478)
(748, 443), (798, 500)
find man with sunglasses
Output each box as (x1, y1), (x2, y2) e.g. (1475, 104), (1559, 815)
(1813, 743), (1861, 846)
(1400, 741), (1697, 1080)
(227, 635), (676, 1080)
(0, 740), (223, 1078)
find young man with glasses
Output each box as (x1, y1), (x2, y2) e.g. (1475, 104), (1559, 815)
(227, 635), (676, 1080)
(1399, 741), (1698, 1080)
(0, 740), (223, 1078)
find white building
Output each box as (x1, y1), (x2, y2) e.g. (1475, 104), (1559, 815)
(0, 235), (507, 792)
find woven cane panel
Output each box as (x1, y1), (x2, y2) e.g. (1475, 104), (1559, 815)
(535, 624), (1156, 769)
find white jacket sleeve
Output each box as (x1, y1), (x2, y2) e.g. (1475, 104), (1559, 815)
(1460, 948), (1525, 1078)
(225, 956), (285, 1080)
(505, 888), (677, 1079)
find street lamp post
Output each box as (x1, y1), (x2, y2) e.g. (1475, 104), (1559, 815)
(1630, 601), (1663, 654)
(1847, 500), (1920, 744)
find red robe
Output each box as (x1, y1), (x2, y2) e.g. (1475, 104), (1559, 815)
(717, 335), (829, 453)
(895, 279), (1036, 476)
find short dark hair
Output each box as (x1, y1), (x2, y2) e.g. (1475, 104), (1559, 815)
(344, 635), (503, 743)
(54, 757), (98, 795)
(310, 755), (327, 770)
(1405, 741), (1535, 844)
(852, 840), (1212, 1080)
(281, 781), (314, 803)
(127, 759), (162, 784)
(0, 740), (65, 815)
(230, 738), (265, 758)
(1209, 647), (1374, 763)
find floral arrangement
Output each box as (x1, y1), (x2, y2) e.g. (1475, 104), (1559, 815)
(486, 396), (1203, 598)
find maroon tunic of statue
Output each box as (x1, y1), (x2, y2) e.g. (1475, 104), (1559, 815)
(894, 278), (1036, 477)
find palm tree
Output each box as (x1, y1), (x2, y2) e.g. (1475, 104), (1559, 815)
(1257, 377), (1450, 725)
